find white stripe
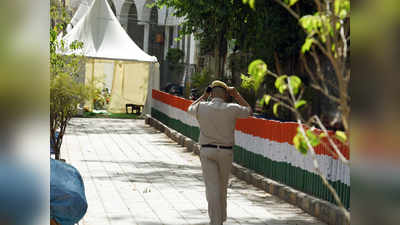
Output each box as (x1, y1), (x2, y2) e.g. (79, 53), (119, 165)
(235, 130), (350, 185)
(152, 99), (199, 127)
(152, 98), (350, 186)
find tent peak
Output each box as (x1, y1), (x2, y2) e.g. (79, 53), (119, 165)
(62, 0), (158, 62)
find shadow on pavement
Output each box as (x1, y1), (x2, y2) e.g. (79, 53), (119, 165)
(82, 159), (204, 187)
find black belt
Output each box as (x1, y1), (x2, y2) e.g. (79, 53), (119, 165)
(201, 144), (233, 149)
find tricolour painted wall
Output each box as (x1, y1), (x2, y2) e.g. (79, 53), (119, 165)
(151, 90), (350, 209)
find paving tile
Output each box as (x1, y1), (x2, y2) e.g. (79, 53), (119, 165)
(63, 118), (326, 225)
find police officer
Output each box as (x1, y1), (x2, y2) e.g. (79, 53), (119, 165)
(188, 80), (252, 225)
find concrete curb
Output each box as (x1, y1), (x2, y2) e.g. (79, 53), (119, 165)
(145, 115), (349, 225)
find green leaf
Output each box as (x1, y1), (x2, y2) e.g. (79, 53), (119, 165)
(249, 0), (255, 9)
(306, 130), (320, 147)
(339, 9), (348, 19)
(319, 133), (328, 139)
(336, 22), (341, 30)
(295, 100), (307, 109)
(321, 34), (327, 43)
(248, 59), (267, 77)
(248, 59), (267, 91)
(301, 38), (314, 53)
(293, 133), (308, 155)
(289, 75), (301, 86)
(331, 43), (336, 53)
(146, 2), (157, 9)
(289, 0), (298, 6)
(300, 15), (314, 33)
(278, 84), (287, 94)
(293, 134), (301, 150)
(289, 75), (301, 95)
(259, 96), (265, 106)
(258, 99), (264, 107)
(334, 0), (340, 15)
(335, 131), (347, 143)
(264, 95), (271, 105)
(240, 74), (255, 90)
(335, 0), (350, 19)
(275, 75), (288, 94)
(298, 142), (308, 154)
(259, 94), (272, 106)
(273, 103), (280, 117)
(275, 75), (287, 91)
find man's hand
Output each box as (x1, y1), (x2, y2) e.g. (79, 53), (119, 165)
(188, 88), (210, 116)
(227, 87), (238, 97)
(203, 89), (210, 99)
(227, 86), (253, 115)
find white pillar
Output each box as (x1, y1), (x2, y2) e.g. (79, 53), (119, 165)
(173, 26), (179, 48)
(174, 26), (179, 48)
(194, 39), (200, 65)
(190, 34), (196, 65)
(185, 35), (190, 64)
(179, 34), (183, 51)
(143, 23), (150, 53)
(164, 26), (170, 60)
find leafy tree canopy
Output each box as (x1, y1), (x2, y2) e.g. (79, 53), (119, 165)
(153, 0), (315, 75)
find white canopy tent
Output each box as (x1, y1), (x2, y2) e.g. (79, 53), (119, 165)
(62, 0), (159, 114)
(66, 0), (91, 33)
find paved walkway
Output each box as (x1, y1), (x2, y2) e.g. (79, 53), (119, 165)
(63, 118), (326, 225)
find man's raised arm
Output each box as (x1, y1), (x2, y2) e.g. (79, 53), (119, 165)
(187, 90), (209, 118)
(227, 87), (253, 115)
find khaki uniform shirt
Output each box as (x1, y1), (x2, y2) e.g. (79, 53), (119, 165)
(188, 97), (251, 146)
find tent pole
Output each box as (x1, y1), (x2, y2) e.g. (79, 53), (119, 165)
(91, 59), (95, 111)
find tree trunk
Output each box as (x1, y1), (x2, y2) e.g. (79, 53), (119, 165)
(220, 44), (227, 80)
(274, 51), (282, 75)
(214, 47), (220, 78)
(55, 152), (60, 160)
(214, 33), (228, 79)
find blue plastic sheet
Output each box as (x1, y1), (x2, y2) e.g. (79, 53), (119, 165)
(50, 159), (88, 225)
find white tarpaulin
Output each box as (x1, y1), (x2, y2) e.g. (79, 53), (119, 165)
(62, 0), (159, 114)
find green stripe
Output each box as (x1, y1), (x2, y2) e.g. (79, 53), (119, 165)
(233, 145), (350, 209)
(152, 108), (200, 142)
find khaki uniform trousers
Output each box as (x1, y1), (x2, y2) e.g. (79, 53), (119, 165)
(200, 147), (233, 225)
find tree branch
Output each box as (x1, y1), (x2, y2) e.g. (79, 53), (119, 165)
(300, 54), (318, 84)
(312, 115), (349, 164)
(272, 0), (300, 20)
(339, 21), (348, 59)
(297, 120), (349, 219)
(270, 95), (299, 116)
(310, 84), (341, 103)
